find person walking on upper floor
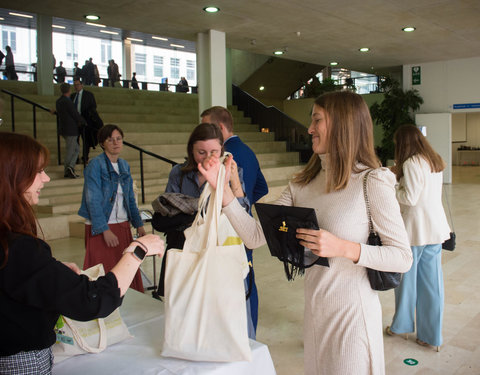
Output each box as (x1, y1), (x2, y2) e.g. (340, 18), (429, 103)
(71, 79), (103, 163)
(386, 124), (451, 352)
(5, 46), (17, 81)
(73, 62), (82, 81)
(108, 59), (120, 87)
(131, 72), (139, 89)
(201, 105), (269, 334)
(78, 124), (147, 293)
(55, 61), (67, 83)
(55, 83), (85, 179)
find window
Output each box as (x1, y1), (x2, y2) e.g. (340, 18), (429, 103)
(153, 55), (163, 77)
(2, 28), (17, 52)
(170, 57), (180, 79)
(101, 40), (112, 64)
(66, 35), (78, 61)
(186, 59), (195, 81)
(135, 53), (146, 76)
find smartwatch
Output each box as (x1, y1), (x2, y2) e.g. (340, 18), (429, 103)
(132, 245), (147, 262)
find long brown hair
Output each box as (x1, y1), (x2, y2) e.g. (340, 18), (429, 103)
(293, 91), (380, 192)
(181, 123), (224, 173)
(0, 132), (49, 268)
(393, 124), (445, 181)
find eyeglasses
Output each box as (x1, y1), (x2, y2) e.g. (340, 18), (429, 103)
(105, 136), (123, 143)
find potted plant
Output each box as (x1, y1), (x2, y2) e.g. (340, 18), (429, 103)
(370, 77), (424, 165)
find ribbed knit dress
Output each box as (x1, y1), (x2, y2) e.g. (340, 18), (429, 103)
(223, 155), (412, 375)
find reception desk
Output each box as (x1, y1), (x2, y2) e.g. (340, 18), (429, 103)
(53, 290), (277, 375)
(457, 150), (480, 165)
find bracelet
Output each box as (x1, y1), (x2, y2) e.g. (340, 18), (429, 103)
(132, 239), (148, 254)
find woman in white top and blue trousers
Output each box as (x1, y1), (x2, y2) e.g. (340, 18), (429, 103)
(387, 125), (451, 351)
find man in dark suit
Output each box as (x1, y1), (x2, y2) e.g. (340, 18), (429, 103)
(201, 106), (269, 338)
(55, 61), (66, 83)
(71, 79), (103, 163)
(56, 83), (84, 178)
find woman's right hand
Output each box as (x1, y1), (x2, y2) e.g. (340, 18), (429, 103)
(103, 229), (119, 247)
(132, 234), (165, 257)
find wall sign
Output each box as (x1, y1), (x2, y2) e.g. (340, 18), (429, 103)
(412, 66), (421, 85)
(453, 103), (480, 109)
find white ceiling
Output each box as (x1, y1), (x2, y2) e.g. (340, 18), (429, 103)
(2, 0), (480, 74)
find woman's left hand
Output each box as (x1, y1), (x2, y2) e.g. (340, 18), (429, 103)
(296, 228), (360, 262)
(137, 226), (146, 237)
(62, 262), (82, 275)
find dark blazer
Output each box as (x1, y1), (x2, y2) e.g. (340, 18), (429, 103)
(56, 94), (83, 136)
(71, 90), (103, 148)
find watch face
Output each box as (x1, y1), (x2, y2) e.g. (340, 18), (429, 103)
(133, 245), (147, 261)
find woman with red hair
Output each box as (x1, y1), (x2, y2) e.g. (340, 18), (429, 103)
(0, 132), (164, 373)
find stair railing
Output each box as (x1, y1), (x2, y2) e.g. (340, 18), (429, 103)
(232, 84), (312, 162)
(1, 89), (178, 204)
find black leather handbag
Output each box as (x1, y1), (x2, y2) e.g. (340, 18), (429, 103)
(363, 171), (402, 291)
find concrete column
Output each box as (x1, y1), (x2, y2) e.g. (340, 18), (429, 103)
(36, 14), (54, 95)
(196, 30), (227, 115)
(123, 39), (132, 86)
(226, 48), (232, 106)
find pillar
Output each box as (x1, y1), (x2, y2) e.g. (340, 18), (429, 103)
(36, 14), (54, 95)
(123, 39), (132, 86)
(196, 30), (227, 115)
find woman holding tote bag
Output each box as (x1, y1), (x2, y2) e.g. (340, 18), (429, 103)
(0, 132), (164, 374)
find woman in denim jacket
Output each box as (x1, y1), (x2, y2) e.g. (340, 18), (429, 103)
(78, 124), (146, 292)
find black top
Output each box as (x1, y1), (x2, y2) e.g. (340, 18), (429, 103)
(0, 233), (122, 356)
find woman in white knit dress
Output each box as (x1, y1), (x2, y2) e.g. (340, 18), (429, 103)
(199, 91), (412, 374)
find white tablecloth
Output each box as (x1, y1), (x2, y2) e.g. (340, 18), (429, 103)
(53, 290), (277, 375)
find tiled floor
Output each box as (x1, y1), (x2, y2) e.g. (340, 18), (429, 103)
(48, 166), (480, 374)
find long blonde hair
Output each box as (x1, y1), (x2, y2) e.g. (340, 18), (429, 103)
(293, 91), (380, 192)
(393, 124), (445, 181)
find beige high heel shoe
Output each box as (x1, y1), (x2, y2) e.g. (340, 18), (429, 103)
(385, 326), (408, 340)
(416, 338), (440, 352)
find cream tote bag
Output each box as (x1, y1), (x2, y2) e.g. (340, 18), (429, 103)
(162, 163), (252, 362)
(53, 264), (131, 363)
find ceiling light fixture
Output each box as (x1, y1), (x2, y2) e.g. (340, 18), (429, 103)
(152, 36), (168, 41)
(84, 15), (100, 21)
(203, 6), (220, 13)
(259, 86), (265, 91)
(0, 17), (4, 21)
(170, 43), (184, 48)
(86, 22), (106, 28)
(273, 50), (284, 55)
(127, 37), (143, 42)
(100, 30), (119, 35)
(402, 26), (416, 32)
(359, 47), (370, 52)
(52, 24), (66, 29)
(9, 12), (33, 19)
(330, 62), (338, 66)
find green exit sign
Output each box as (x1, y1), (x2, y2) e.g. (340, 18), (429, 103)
(412, 66), (421, 85)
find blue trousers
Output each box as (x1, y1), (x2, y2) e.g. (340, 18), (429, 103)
(391, 244), (444, 346)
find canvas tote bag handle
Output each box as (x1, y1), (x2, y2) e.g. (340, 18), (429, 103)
(183, 163), (225, 254)
(62, 316), (108, 353)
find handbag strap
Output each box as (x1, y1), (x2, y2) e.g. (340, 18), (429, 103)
(62, 316), (108, 353)
(442, 184), (455, 231)
(362, 169), (375, 235)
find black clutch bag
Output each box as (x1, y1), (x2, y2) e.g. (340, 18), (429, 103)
(363, 171), (402, 291)
(442, 232), (456, 251)
(255, 203), (329, 280)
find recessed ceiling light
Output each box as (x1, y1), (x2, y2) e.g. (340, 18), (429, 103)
(359, 47), (370, 52)
(330, 62), (338, 66)
(100, 30), (119, 35)
(9, 12), (33, 19)
(86, 22), (106, 28)
(170, 43), (184, 48)
(259, 86), (265, 91)
(52, 24), (66, 29)
(0, 17), (3, 20)
(84, 15), (100, 21)
(152, 36), (168, 41)
(273, 50), (284, 55)
(203, 6), (220, 13)
(127, 37), (143, 42)
(402, 26), (416, 32)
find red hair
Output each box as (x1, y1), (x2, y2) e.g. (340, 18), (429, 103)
(0, 132), (49, 268)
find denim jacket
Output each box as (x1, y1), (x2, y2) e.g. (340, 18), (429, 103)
(78, 153), (144, 236)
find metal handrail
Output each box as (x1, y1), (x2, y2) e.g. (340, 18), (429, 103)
(1, 89), (178, 203)
(123, 141), (177, 204)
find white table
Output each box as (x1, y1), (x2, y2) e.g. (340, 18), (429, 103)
(53, 290), (277, 375)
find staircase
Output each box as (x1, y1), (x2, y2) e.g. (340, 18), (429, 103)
(0, 81), (303, 240)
